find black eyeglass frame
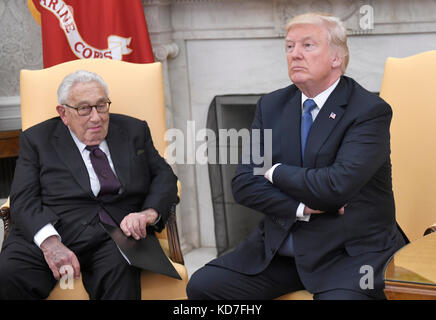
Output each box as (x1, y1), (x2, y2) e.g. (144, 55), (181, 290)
(63, 99), (111, 116)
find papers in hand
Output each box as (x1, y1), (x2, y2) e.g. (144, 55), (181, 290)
(100, 222), (182, 280)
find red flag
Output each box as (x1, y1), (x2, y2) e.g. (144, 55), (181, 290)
(29, 0), (154, 68)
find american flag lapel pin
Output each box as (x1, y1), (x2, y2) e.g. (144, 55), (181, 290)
(329, 112), (336, 120)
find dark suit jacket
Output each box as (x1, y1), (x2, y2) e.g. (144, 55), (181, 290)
(209, 76), (406, 298)
(6, 114), (178, 248)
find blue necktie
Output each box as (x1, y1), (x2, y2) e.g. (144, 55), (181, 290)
(278, 99), (317, 257)
(301, 99), (317, 161)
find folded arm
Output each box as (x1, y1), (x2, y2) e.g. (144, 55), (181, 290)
(232, 98), (301, 221)
(273, 103), (392, 212)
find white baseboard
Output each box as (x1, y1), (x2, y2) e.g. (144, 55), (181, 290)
(184, 247), (217, 278)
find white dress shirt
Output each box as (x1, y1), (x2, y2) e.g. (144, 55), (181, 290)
(33, 129), (117, 248)
(264, 77), (341, 221)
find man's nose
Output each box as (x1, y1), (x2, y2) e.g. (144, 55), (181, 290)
(89, 107), (100, 120)
(290, 44), (303, 59)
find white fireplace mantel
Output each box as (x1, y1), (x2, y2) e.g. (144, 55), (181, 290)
(145, 0), (436, 40)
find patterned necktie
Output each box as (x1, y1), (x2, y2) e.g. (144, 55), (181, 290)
(86, 145), (120, 226)
(278, 99), (318, 257)
(301, 99), (317, 161)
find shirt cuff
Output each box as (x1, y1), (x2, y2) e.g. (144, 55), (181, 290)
(264, 163), (282, 183)
(33, 223), (61, 248)
(296, 203), (311, 222)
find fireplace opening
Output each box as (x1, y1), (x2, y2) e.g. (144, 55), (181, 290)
(0, 130), (20, 200)
(0, 157), (16, 199)
(206, 95), (265, 256)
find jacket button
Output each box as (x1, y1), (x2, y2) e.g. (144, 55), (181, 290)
(270, 248), (276, 254)
(81, 220), (88, 226)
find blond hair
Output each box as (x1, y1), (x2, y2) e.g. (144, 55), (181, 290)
(285, 12), (349, 73)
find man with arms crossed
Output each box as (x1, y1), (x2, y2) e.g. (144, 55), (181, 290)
(187, 13), (406, 300)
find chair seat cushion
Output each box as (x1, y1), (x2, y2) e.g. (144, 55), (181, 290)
(276, 290), (313, 300)
(46, 260), (188, 300)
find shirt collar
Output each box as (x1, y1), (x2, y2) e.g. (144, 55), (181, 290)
(68, 127), (109, 154)
(301, 77), (341, 111)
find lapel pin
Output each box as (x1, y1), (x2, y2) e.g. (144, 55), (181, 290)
(329, 112), (336, 120)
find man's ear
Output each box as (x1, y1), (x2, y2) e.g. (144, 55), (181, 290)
(331, 52), (343, 69)
(56, 105), (69, 126)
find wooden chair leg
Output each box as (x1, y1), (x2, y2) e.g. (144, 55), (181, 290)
(0, 206), (12, 240)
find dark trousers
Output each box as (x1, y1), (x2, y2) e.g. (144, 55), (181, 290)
(187, 254), (376, 300)
(0, 220), (141, 300)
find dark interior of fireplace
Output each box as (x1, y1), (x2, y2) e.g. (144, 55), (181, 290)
(207, 94), (265, 256)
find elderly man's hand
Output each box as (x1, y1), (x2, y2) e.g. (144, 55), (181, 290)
(40, 235), (80, 281)
(120, 208), (159, 240)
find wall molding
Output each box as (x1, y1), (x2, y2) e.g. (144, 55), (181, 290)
(153, 42), (180, 61)
(145, 0), (436, 41)
(0, 96), (21, 131)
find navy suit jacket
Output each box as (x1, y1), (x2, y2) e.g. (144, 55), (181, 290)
(6, 114), (178, 248)
(209, 76), (406, 298)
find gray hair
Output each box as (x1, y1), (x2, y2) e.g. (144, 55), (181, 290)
(285, 12), (349, 74)
(57, 70), (109, 105)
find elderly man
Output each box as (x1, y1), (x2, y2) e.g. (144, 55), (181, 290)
(187, 12), (406, 300)
(0, 70), (178, 299)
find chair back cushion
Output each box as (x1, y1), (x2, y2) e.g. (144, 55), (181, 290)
(380, 50), (436, 241)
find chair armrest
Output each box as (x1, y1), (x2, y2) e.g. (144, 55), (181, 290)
(424, 223), (436, 236)
(0, 206), (12, 241)
(166, 201), (184, 265)
(0, 198), (185, 265)
(164, 180), (184, 265)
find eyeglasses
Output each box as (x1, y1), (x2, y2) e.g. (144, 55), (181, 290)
(64, 99), (111, 116)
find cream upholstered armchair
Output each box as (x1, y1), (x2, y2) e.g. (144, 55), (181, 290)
(379, 50), (436, 241)
(0, 59), (188, 299)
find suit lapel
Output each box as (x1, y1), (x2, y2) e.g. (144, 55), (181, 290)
(280, 89), (302, 166)
(304, 77), (349, 167)
(105, 119), (131, 191)
(52, 120), (94, 197)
